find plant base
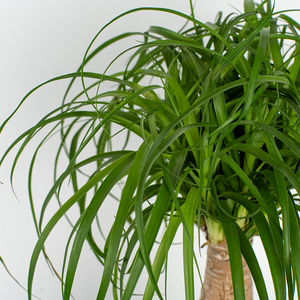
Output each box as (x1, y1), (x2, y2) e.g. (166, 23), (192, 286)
(200, 239), (252, 300)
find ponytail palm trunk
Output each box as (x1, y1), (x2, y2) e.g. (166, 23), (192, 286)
(2, 1), (300, 299)
(200, 240), (252, 300)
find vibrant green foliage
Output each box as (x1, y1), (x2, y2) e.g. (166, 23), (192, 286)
(2, 0), (300, 299)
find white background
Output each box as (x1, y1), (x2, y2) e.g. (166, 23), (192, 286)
(1, 1), (300, 299)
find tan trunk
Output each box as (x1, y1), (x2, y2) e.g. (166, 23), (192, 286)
(200, 239), (252, 300)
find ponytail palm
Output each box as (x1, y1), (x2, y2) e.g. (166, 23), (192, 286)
(2, 0), (300, 299)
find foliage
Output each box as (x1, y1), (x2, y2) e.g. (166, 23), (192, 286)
(2, 0), (300, 299)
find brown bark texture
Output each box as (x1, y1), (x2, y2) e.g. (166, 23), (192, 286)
(200, 239), (252, 300)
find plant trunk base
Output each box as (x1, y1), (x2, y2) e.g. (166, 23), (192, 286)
(200, 239), (252, 300)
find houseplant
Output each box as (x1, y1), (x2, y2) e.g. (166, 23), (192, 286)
(1, 0), (300, 299)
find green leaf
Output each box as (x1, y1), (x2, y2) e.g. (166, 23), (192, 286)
(237, 227), (269, 300)
(288, 194), (300, 300)
(27, 153), (134, 300)
(225, 191), (286, 300)
(97, 143), (149, 300)
(182, 187), (199, 300)
(217, 201), (245, 300)
(122, 149), (187, 299)
(63, 154), (134, 299)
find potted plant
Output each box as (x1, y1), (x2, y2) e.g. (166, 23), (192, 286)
(1, 0), (300, 299)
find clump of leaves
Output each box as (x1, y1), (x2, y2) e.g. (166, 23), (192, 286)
(2, 0), (300, 299)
